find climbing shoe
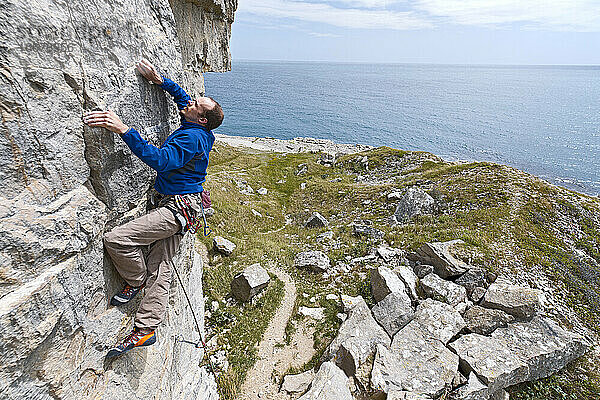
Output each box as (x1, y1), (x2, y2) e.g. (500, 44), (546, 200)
(110, 283), (144, 306)
(106, 328), (156, 358)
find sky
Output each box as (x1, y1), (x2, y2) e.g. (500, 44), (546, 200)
(231, 0), (600, 64)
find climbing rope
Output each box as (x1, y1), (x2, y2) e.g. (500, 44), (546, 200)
(172, 259), (218, 376)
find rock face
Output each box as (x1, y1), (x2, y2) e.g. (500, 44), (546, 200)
(0, 0), (236, 398)
(230, 263), (270, 302)
(449, 317), (589, 394)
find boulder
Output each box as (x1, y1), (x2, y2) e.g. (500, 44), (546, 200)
(305, 212), (328, 228)
(377, 245), (403, 263)
(298, 362), (352, 400)
(294, 251), (331, 272)
(448, 316), (589, 394)
(299, 306), (325, 320)
(327, 296), (390, 376)
(352, 224), (385, 240)
(421, 273), (467, 306)
(230, 264), (270, 302)
(405, 298), (465, 345)
(449, 372), (488, 400)
(371, 266), (408, 302)
(393, 187), (435, 223)
(455, 268), (487, 296)
(395, 265), (419, 301)
(372, 327), (458, 398)
(213, 236), (236, 256)
(481, 281), (542, 320)
(463, 305), (514, 335)
(470, 287), (487, 303)
(372, 292), (414, 337)
(281, 370), (315, 394)
(414, 240), (468, 278)
(413, 264), (434, 279)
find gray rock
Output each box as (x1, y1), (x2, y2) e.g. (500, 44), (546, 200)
(393, 187), (435, 223)
(372, 292), (414, 337)
(414, 264), (434, 279)
(449, 372), (489, 400)
(213, 236), (237, 256)
(463, 305), (514, 335)
(317, 152), (337, 167)
(371, 266), (408, 302)
(327, 296), (390, 376)
(395, 264), (419, 301)
(294, 251), (331, 272)
(421, 273), (467, 306)
(388, 391), (433, 400)
(204, 207), (216, 217)
(299, 306), (325, 320)
(406, 298), (465, 345)
(449, 316), (589, 394)
(376, 245), (405, 263)
(414, 240), (468, 278)
(298, 362), (352, 400)
(316, 231), (334, 241)
(296, 163), (308, 176)
(387, 191), (405, 201)
(489, 389), (509, 400)
(230, 263), (270, 302)
(455, 268), (487, 296)
(372, 324), (459, 397)
(481, 281), (542, 320)
(0, 0), (234, 396)
(470, 287), (487, 303)
(305, 212), (329, 228)
(257, 187), (268, 195)
(353, 224), (385, 240)
(281, 370), (315, 394)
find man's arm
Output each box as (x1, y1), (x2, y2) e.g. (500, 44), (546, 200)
(82, 110), (197, 172)
(136, 59), (191, 111)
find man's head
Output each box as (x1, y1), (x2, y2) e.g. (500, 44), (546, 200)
(181, 96), (224, 130)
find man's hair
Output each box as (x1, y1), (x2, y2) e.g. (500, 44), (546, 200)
(202, 97), (224, 130)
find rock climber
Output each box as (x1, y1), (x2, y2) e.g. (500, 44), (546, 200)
(83, 59), (223, 358)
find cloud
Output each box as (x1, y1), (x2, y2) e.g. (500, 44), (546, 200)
(308, 32), (341, 37)
(237, 0), (432, 30)
(415, 0), (600, 31)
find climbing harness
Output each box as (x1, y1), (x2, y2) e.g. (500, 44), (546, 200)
(149, 189), (212, 237)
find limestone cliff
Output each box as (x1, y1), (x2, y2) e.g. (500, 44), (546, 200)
(0, 0), (236, 398)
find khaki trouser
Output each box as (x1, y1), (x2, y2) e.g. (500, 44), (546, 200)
(103, 195), (200, 330)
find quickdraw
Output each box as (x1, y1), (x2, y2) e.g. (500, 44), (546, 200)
(173, 194), (212, 236)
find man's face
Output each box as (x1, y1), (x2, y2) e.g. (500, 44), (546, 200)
(181, 96), (215, 125)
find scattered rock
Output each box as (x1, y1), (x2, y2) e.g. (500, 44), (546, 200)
(414, 240), (468, 278)
(317, 153), (336, 167)
(294, 251), (331, 272)
(481, 280), (542, 320)
(305, 212), (329, 228)
(449, 372), (488, 400)
(463, 305), (514, 335)
(394, 264), (419, 301)
(470, 287), (487, 303)
(213, 236), (237, 256)
(407, 298), (465, 345)
(372, 292), (414, 337)
(296, 164), (308, 176)
(449, 316), (589, 394)
(328, 296), (390, 376)
(299, 306), (325, 320)
(326, 293), (338, 301)
(352, 224), (385, 240)
(393, 187), (435, 223)
(298, 362), (352, 400)
(317, 231), (334, 241)
(230, 263), (270, 302)
(413, 264), (434, 279)
(421, 273), (467, 306)
(376, 245), (402, 263)
(455, 268), (487, 296)
(388, 391), (433, 400)
(386, 191), (405, 201)
(251, 208), (262, 217)
(257, 187), (268, 195)
(371, 266), (409, 302)
(281, 370), (315, 394)
(204, 207), (215, 217)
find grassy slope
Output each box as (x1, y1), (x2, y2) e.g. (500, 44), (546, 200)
(199, 143), (600, 400)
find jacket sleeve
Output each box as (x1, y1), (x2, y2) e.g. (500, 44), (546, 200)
(121, 128), (198, 172)
(159, 77), (191, 111)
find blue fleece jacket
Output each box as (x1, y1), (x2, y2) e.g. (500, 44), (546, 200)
(121, 77), (215, 195)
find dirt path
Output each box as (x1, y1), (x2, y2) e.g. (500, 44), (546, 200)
(239, 268), (315, 400)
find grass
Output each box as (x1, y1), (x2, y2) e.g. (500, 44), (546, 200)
(200, 142), (600, 399)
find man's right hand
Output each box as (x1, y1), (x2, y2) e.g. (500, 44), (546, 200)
(136, 58), (163, 85)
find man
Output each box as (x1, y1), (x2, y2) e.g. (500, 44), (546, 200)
(83, 59), (223, 358)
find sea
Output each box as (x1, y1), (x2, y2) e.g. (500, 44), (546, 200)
(204, 61), (600, 197)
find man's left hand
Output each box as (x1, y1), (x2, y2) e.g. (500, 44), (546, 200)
(83, 110), (130, 135)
